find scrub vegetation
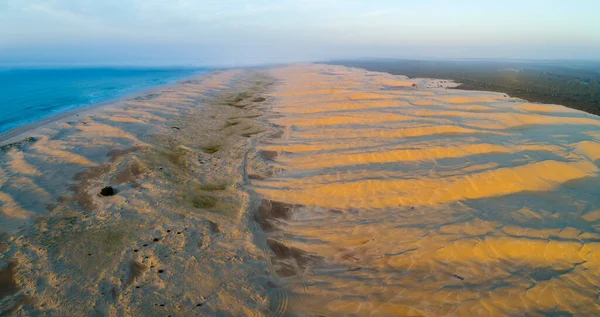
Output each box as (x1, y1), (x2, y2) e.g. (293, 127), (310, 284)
(328, 59), (600, 116)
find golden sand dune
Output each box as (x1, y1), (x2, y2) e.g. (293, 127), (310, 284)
(248, 64), (600, 316)
(272, 143), (567, 171)
(2, 63), (600, 316)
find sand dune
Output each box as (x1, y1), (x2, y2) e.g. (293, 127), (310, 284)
(0, 70), (279, 316)
(2, 63), (600, 316)
(248, 64), (600, 316)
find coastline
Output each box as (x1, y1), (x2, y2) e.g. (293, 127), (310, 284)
(3, 63), (600, 315)
(0, 69), (211, 145)
(0, 68), (281, 315)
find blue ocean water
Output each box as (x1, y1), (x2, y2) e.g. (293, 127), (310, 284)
(0, 67), (208, 134)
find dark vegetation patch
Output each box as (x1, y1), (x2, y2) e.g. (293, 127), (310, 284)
(233, 114), (262, 119)
(224, 91), (252, 108)
(241, 130), (265, 137)
(223, 120), (241, 128)
(149, 145), (188, 170)
(0, 260), (19, 299)
(328, 59), (600, 116)
(197, 183), (228, 191)
(132, 93), (160, 101)
(231, 92), (252, 103)
(125, 261), (147, 287)
(0, 137), (36, 153)
(112, 160), (144, 184)
(0, 239), (7, 252)
(381, 85), (415, 91)
(267, 130), (284, 139)
(167, 147), (188, 167)
(106, 146), (143, 162)
(73, 164), (111, 182)
(191, 195), (218, 209)
(252, 97), (266, 103)
(260, 151), (278, 160)
(201, 144), (221, 154)
(1, 295), (33, 316)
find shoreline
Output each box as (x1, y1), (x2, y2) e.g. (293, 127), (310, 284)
(5, 61), (593, 148)
(0, 67), (281, 315)
(0, 69), (212, 145)
(3, 63), (600, 315)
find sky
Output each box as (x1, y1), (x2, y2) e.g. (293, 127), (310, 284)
(1, 0), (599, 66)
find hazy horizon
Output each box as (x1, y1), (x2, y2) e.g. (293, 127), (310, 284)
(2, 0), (599, 66)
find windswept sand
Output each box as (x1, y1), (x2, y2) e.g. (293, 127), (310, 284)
(0, 70), (282, 316)
(3, 63), (600, 316)
(248, 64), (600, 316)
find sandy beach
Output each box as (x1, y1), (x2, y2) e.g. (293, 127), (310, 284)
(0, 69), (280, 316)
(3, 64), (600, 316)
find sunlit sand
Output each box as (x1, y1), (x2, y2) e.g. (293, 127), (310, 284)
(0, 70), (279, 315)
(249, 64), (600, 316)
(2, 64), (600, 316)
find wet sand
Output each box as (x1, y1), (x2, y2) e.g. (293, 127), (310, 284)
(2, 63), (600, 316)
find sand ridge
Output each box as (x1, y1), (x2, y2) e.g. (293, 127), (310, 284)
(248, 64), (600, 316)
(3, 63), (600, 316)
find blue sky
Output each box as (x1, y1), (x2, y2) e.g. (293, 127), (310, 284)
(1, 0), (599, 66)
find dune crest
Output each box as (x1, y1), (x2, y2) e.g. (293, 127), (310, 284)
(249, 64), (600, 316)
(2, 63), (600, 316)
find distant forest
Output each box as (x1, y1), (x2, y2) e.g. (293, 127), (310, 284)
(327, 59), (600, 116)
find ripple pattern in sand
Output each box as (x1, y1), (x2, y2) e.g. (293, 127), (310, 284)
(252, 64), (600, 316)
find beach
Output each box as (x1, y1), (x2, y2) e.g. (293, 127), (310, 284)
(0, 69), (279, 315)
(0, 68), (204, 135)
(3, 64), (600, 316)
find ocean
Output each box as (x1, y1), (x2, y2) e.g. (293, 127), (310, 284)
(0, 67), (208, 134)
